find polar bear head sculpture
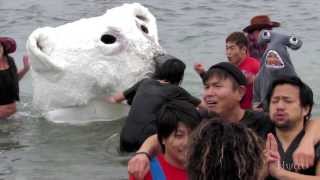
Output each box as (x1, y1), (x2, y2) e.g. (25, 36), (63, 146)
(27, 3), (164, 114)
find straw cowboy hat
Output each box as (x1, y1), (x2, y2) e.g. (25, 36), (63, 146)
(243, 15), (280, 33)
(0, 37), (17, 54)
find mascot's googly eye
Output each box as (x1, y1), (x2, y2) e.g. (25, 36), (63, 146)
(262, 31), (271, 39)
(289, 36), (299, 46)
(258, 30), (272, 45)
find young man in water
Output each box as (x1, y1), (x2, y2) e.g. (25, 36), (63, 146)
(265, 76), (320, 179)
(130, 100), (201, 180)
(194, 32), (260, 109)
(128, 62), (320, 179)
(225, 31), (260, 109)
(108, 57), (202, 152)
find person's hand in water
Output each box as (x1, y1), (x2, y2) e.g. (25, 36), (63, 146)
(104, 92), (126, 103)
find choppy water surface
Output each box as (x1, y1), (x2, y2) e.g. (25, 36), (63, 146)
(1, 0), (320, 179)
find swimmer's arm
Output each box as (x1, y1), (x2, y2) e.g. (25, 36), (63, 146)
(273, 161), (320, 179)
(105, 92), (126, 103)
(17, 55), (30, 80)
(193, 63), (206, 77)
(293, 119), (320, 168)
(137, 134), (161, 156)
(0, 102), (16, 119)
(128, 134), (161, 180)
(305, 118), (320, 146)
(194, 63), (208, 82)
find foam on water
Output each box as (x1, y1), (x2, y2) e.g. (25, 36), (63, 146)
(44, 99), (129, 124)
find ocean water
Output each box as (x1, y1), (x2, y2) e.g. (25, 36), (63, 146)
(1, 0), (320, 179)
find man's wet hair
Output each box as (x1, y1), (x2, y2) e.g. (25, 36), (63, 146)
(153, 58), (185, 85)
(156, 100), (201, 152)
(187, 119), (264, 180)
(266, 75), (314, 122)
(226, 31), (249, 49)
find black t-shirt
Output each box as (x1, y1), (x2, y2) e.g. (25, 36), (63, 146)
(240, 110), (273, 139)
(266, 129), (320, 180)
(200, 109), (272, 139)
(120, 78), (201, 152)
(0, 56), (19, 105)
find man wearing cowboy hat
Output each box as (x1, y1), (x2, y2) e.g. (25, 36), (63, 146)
(0, 37), (30, 119)
(243, 15), (280, 60)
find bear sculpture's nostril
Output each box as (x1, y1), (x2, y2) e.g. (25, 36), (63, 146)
(140, 25), (148, 34)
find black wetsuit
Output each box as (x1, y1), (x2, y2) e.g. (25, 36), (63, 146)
(120, 78), (201, 152)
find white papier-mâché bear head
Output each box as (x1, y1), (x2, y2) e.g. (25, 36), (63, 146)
(27, 3), (164, 116)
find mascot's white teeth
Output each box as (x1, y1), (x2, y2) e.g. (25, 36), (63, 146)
(265, 50), (284, 69)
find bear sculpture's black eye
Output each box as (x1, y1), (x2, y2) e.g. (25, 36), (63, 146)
(101, 34), (116, 44)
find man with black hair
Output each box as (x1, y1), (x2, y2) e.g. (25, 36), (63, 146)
(265, 76), (320, 179)
(108, 57), (203, 152)
(200, 62), (270, 136)
(129, 100), (201, 180)
(194, 32), (260, 109)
